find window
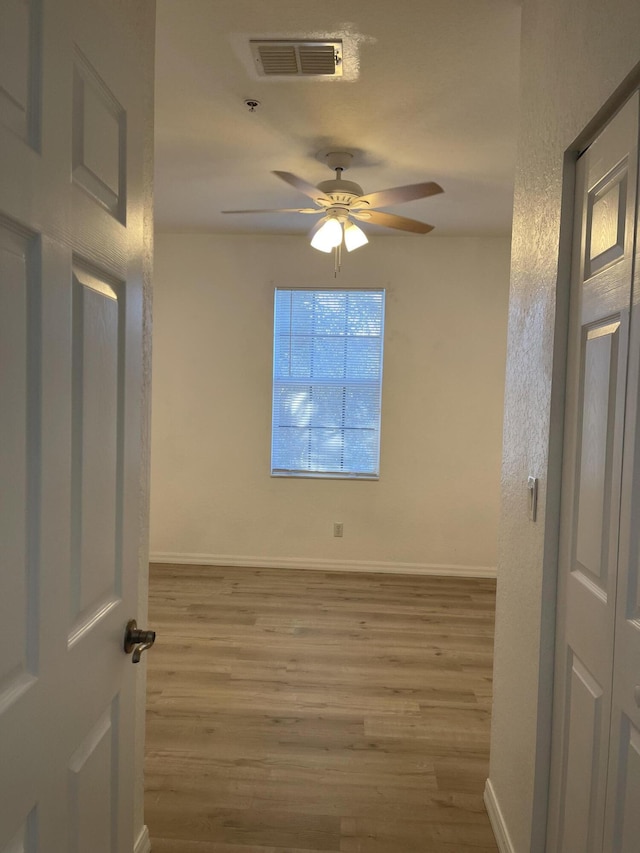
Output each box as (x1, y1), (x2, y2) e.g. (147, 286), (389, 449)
(271, 288), (385, 478)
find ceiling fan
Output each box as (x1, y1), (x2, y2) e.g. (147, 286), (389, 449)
(222, 151), (443, 270)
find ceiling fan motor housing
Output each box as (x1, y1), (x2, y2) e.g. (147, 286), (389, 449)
(316, 178), (364, 205)
(315, 152), (367, 206)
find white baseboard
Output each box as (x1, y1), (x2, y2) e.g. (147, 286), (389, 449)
(149, 551), (496, 579)
(484, 779), (516, 853)
(134, 825), (151, 853)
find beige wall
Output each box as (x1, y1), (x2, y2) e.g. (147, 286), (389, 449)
(149, 233), (510, 573)
(488, 0), (640, 850)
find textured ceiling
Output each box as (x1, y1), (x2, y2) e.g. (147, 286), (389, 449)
(154, 0), (521, 236)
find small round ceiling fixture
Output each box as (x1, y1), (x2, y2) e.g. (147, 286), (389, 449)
(244, 99), (260, 112)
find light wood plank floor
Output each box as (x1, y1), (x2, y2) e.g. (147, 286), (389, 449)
(145, 565), (498, 853)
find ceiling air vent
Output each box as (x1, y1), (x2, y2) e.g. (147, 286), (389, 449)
(250, 40), (343, 77)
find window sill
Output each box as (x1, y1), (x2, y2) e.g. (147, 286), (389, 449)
(270, 471), (379, 481)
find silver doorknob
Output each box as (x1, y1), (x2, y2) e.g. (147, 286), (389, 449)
(124, 619), (156, 663)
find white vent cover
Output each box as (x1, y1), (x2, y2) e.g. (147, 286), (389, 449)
(250, 40), (343, 77)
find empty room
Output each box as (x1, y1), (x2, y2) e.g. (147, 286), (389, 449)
(145, 1), (514, 850)
(2, 1), (640, 852)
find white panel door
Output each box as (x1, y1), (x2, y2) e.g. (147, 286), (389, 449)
(603, 100), (640, 853)
(0, 1), (153, 851)
(547, 94), (639, 852)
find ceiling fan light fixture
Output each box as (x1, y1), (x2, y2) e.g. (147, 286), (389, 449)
(310, 217), (343, 252)
(343, 221), (368, 252)
(223, 157), (443, 273)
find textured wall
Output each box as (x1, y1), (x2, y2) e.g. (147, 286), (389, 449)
(149, 233), (510, 574)
(488, 0), (640, 850)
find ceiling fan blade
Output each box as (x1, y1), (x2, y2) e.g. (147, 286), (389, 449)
(354, 181), (443, 209)
(273, 171), (331, 204)
(353, 210), (434, 234)
(222, 207), (320, 214)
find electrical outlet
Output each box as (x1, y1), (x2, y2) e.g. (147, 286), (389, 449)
(333, 522), (343, 538)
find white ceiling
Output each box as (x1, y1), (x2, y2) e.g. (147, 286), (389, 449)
(154, 0), (521, 237)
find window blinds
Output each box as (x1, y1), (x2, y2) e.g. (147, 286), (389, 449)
(271, 289), (385, 478)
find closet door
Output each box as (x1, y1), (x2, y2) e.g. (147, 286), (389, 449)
(602, 96), (640, 853)
(547, 93), (639, 853)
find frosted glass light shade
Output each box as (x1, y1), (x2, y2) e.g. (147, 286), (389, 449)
(344, 221), (369, 252)
(310, 217), (343, 252)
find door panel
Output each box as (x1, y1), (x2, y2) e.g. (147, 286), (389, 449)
(70, 266), (122, 639)
(607, 717), (640, 852)
(547, 93), (639, 852)
(0, 1), (153, 849)
(68, 702), (117, 853)
(574, 320), (621, 590)
(586, 166), (627, 278)
(0, 0), (40, 147)
(1, 809), (36, 853)
(0, 223), (37, 710)
(72, 47), (126, 222)
(561, 653), (605, 852)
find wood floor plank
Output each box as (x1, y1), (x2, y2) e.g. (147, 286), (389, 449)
(145, 565), (498, 852)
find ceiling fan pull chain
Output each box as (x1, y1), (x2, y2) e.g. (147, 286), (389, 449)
(333, 240), (342, 278)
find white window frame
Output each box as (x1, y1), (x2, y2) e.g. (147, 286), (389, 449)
(271, 287), (385, 480)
